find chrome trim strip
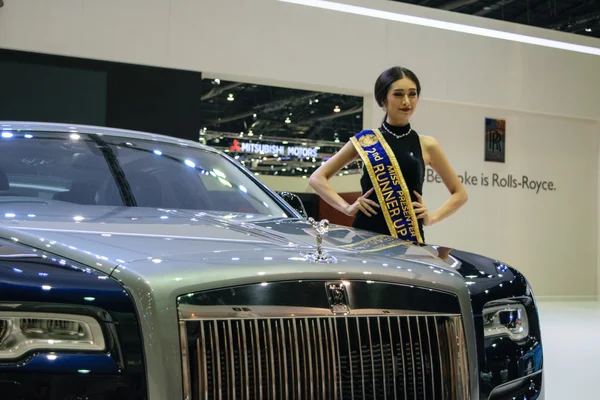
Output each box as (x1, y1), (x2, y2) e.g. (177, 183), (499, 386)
(240, 321), (250, 400)
(356, 317), (365, 398)
(406, 316), (417, 399)
(200, 323), (208, 400)
(377, 317), (387, 399)
(179, 304), (461, 319)
(416, 316), (426, 399)
(331, 318), (341, 400)
(209, 327), (216, 399)
(291, 320), (301, 398)
(267, 320), (276, 399)
(248, 323), (257, 398)
(366, 318), (375, 398)
(434, 316), (445, 400)
(387, 316), (398, 399)
(455, 317), (470, 399)
(213, 323), (222, 400)
(299, 320), (308, 396)
(276, 319), (287, 399)
(234, 321), (243, 400)
(197, 336), (204, 400)
(397, 316), (408, 400)
(304, 318), (314, 399)
(345, 317), (354, 400)
(316, 319), (326, 399)
(323, 319), (332, 399)
(253, 320), (263, 399)
(425, 317), (435, 400)
(310, 320), (318, 398)
(178, 321), (192, 400)
(224, 321), (232, 400)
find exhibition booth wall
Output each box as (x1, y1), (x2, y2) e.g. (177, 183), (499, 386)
(1, 0), (599, 297)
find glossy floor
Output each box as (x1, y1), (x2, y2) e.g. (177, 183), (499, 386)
(536, 298), (600, 399)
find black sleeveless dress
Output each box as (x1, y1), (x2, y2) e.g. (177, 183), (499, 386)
(352, 121), (426, 241)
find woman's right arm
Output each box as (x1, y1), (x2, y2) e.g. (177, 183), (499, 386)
(308, 141), (379, 216)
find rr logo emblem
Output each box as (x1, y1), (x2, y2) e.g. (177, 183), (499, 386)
(326, 282), (350, 314)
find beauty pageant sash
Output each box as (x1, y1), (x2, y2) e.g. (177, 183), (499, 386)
(350, 129), (424, 243)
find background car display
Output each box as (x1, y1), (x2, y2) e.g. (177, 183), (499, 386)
(0, 122), (543, 399)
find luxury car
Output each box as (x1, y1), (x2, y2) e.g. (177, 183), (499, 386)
(0, 122), (543, 400)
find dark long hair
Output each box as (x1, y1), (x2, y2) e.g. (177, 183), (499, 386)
(374, 66), (421, 108)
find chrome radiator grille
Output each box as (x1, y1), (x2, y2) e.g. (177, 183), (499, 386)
(180, 315), (468, 400)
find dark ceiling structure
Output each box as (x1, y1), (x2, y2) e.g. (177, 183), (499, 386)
(389, 0), (600, 38)
(198, 78), (364, 177)
(198, 78), (364, 143)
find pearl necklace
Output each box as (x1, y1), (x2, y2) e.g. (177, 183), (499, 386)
(381, 123), (412, 139)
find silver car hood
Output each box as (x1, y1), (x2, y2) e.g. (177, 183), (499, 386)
(0, 205), (477, 400)
(0, 204), (464, 293)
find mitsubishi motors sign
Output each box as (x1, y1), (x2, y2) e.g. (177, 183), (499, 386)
(229, 140), (319, 158)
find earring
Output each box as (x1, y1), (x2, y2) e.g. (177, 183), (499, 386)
(381, 106), (386, 112)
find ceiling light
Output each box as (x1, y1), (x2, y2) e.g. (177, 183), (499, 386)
(586, 28), (592, 32)
(227, 94), (234, 101)
(334, 105), (341, 113)
(279, 0), (600, 56)
(285, 117), (291, 123)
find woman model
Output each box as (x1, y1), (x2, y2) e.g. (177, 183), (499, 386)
(308, 66), (468, 243)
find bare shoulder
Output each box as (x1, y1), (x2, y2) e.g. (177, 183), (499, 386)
(417, 134), (441, 165)
(418, 134), (440, 149)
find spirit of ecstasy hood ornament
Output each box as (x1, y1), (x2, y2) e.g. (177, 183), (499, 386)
(304, 217), (337, 264)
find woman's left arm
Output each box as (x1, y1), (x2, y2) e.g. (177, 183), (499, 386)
(421, 136), (468, 226)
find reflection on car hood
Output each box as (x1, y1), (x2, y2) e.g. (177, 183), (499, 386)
(0, 204), (464, 292)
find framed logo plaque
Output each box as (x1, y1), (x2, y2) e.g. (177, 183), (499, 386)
(485, 118), (506, 163)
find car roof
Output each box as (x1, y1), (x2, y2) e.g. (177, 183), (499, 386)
(0, 121), (213, 151)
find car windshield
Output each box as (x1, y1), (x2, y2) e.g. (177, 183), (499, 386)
(0, 130), (290, 219)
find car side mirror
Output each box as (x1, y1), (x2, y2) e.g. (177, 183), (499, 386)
(278, 191), (308, 219)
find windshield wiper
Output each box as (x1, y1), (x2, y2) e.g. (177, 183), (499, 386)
(87, 134), (137, 207)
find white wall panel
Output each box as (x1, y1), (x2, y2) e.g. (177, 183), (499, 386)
(169, 0), (386, 95)
(411, 99), (599, 296)
(2, 0), (599, 117)
(78, 0), (171, 66)
(1, 0), (599, 296)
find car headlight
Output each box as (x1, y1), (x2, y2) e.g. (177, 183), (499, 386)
(0, 312), (106, 359)
(483, 303), (529, 341)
